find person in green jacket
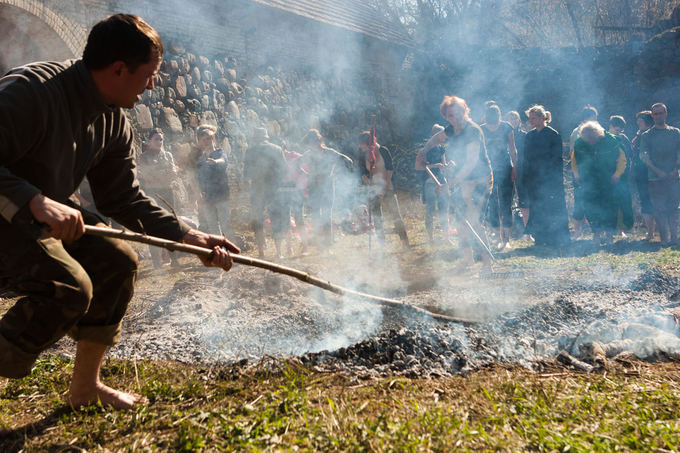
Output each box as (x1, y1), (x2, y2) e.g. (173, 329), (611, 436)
(572, 121), (627, 245)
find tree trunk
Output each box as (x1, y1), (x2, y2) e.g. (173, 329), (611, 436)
(564, 0), (584, 51)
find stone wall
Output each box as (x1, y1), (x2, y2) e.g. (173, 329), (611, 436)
(0, 0), (411, 179)
(2, 0), (407, 76)
(0, 0), (87, 55)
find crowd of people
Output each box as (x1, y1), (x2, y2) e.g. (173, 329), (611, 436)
(137, 119), (411, 261)
(3, 12), (680, 414)
(135, 94), (680, 267)
(416, 97), (680, 266)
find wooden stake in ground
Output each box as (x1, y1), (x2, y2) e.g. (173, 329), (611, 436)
(84, 225), (477, 326)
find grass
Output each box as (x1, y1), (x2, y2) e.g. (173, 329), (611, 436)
(3, 197), (680, 450)
(2, 357), (680, 451)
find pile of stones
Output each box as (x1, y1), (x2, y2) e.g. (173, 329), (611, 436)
(129, 46), (377, 173)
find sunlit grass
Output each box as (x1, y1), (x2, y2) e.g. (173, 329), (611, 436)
(3, 197), (680, 450)
(2, 358), (680, 451)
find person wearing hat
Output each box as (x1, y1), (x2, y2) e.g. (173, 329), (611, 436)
(243, 127), (288, 258)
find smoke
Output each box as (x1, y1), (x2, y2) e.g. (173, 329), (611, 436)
(8, 0), (680, 366)
(0, 4), (75, 73)
(569, 311), (680, 361)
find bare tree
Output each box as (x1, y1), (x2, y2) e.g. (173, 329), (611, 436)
(369, 0), (680, 49)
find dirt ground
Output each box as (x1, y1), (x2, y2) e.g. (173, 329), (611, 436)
(2, 194), (680, 375)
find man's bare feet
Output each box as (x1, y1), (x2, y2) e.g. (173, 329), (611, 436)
(66, 382), (148, 410)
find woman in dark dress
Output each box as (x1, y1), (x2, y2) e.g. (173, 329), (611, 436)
(506, 110), (529, 228)
(523, 105), (571, 247)
(481, 104), (517, 249)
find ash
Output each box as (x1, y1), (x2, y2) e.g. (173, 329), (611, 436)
(102, 265), (680, 377)
(303, 268), (680, 376)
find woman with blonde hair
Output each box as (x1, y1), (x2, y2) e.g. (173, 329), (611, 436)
(523, 105), (570, 247)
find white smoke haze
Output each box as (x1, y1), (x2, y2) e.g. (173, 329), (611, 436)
(6, 0), (680, 368)
(122, 0), (680, 372)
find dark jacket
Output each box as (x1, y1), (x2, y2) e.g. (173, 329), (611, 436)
(0, 59), (189, 239)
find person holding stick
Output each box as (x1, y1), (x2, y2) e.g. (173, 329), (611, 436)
(0, 14), (239, 409)
(421, 95), (493, 269)
(299, 129), (353, 250)
(358, 130), (410, 248)
(420, 124), (450, 244)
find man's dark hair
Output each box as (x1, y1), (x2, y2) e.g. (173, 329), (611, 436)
(580, 105), (598, 122)
(148, 128), (164, 140)
(83, 14), (163, 72)
(358, 131), (375, 147)
(636, 110), (654, 128)
(609, 115), (626, 129)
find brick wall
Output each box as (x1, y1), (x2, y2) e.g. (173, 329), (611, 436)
(0, 0), (88, 55)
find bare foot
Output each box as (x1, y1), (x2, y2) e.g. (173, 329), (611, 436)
(66, 382), (148, 410)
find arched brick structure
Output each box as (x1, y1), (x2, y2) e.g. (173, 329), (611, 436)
(0, 0), (87, 57)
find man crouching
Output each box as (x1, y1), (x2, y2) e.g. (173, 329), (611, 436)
(0, 14), (239, 409)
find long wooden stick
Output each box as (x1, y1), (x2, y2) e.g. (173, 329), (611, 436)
(427, 169), (495, 263)
(84, 225), (476, 325)
(425, 165), (443, 187)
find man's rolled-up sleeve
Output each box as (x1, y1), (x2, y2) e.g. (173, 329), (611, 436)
(87, 123), (190, 241)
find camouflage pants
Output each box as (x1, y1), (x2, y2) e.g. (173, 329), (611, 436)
(0, 214), (138, 378)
